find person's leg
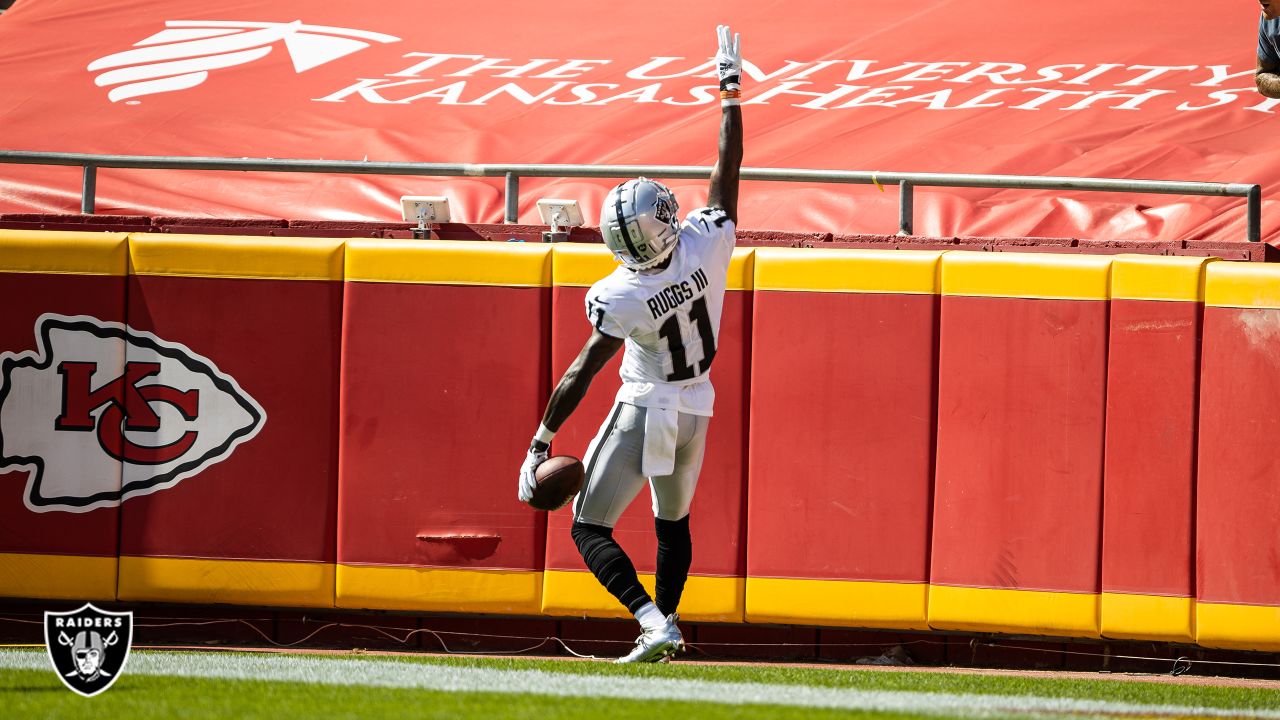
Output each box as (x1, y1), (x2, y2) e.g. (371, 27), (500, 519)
(654, 515), (691, 616)
(575, 403), (690, 663)
(571, 403), (651, 614)
(649, 413), (710, 617)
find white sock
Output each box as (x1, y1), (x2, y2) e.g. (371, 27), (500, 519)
(634, 602), (666, 632)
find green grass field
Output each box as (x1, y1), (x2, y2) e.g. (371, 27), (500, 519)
(2, 649), (1278, 719)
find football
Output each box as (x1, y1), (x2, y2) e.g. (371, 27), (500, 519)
(529, 455), (585, 511)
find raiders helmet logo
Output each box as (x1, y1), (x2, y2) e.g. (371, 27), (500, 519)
(44, 604), (133, 697)
(653, 196), (675, 224)
(0, 314), (266, 513)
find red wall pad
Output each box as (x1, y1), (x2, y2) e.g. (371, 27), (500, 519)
(1196, 263), (1280, 651)
(541, 245), (752, 622)
(337, 240), (551, 615)
(0, 231), (128, 601)
(931, 252), (1111, 638)
(746, 248), (941, 630)
(117, 235), (344, 608)
(1101, 256), (1212, 643)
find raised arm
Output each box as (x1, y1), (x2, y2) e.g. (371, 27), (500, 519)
(707, 25), (744, 225)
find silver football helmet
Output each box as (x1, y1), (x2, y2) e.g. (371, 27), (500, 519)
(600, 178), (680, 269)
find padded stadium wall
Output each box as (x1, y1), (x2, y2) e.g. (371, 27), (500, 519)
(1, 231), (1279, 652)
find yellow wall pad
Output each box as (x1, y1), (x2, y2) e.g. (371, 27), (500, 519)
(128, 234), (345, 281)
(745, 577), (929, 630)
(1111, 255), (1215, 303)
(0, 553), (117, 601)
(541, 570), (744, 623)
(552, 244), (755, 291)
(1100, 592), (1194, 643)
(553, 244), (618, 287)
(755, 248), (943, 295)
(943, 252), (1112, 301)
(0, 230), (128, 276)
(336, 565), (542, 615)
(345, 239), (552, 287)
(1196, 602), (1280, 652)
(1204, 261), (1280, 310)
(928, 585), (1101, 638)
(117, 556), (334, 608)
(728, 248), (754, 291)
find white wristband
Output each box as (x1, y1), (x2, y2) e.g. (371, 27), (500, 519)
(721, 98), (741, 107)
(534, 423), (556, 444)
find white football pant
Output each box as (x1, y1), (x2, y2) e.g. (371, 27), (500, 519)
(572, 402), (709, 527)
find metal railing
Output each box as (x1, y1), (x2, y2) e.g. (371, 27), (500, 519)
(0, 150), (1262, 242)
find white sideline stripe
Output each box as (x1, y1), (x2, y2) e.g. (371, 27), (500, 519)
(0, 650), (1274, 719)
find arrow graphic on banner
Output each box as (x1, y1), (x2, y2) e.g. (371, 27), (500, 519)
(87, 20), (400, 102)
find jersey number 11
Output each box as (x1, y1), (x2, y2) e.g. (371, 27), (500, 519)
(658, 296), (717, 382)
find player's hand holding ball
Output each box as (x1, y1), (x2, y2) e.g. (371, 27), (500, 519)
(517, 440), (549, 503)
(518, 438), (585, 511)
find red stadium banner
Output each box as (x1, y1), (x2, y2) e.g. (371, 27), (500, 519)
(930, 253), (1112, 638)
(1099, 256), (1209, 644)
(746, 249), (940, 630)
(0, 0), (1274, 242)
(336, 240), (552, 615)
(115, 235), (344, 608)
(1196, 262), (1280, 651)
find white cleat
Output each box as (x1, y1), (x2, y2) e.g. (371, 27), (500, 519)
(614, 613), (684, 664)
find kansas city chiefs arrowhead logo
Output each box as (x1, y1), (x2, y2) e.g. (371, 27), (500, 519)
(0, 314), (266, 513)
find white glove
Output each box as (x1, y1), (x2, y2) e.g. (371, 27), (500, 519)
(716, 24), (742, 93)
(518, 441), (549, 503)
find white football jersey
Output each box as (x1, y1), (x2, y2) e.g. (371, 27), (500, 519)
(585, 207), (736, 417)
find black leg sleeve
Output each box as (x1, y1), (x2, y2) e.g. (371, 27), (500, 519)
(654, 514), (692, 617)
(571, 521), (651, 615)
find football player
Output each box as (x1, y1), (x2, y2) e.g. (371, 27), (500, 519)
(518, 24), (744, 663)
